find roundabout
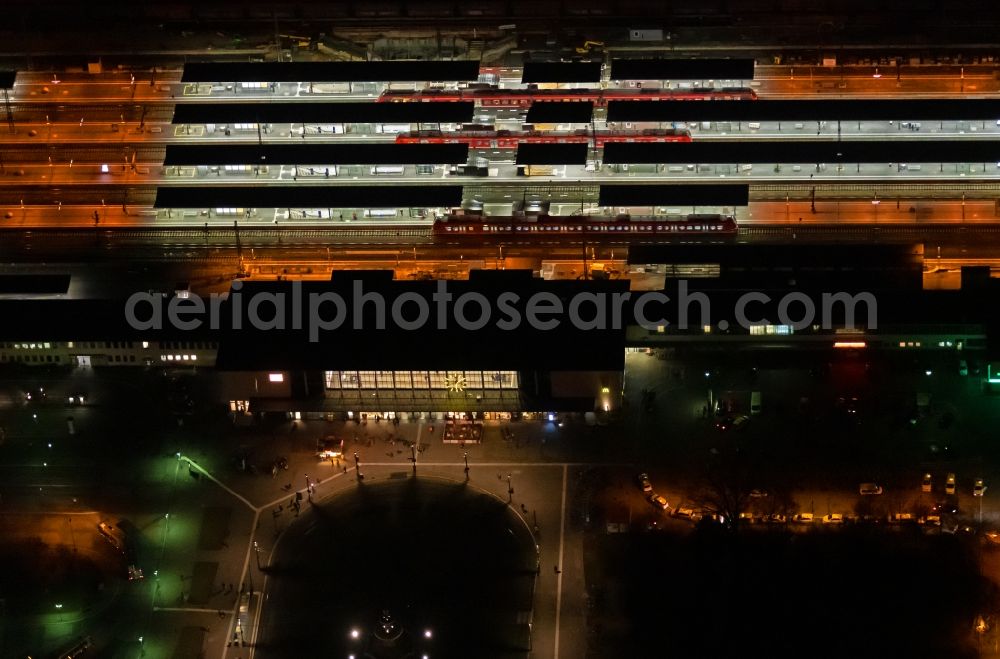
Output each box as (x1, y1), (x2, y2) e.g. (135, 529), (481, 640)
(254, 476), (538, 659)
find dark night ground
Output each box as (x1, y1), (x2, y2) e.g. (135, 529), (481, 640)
(0, 540), (106, 614)
(587, 526), (997, 659)
(255, 479), (537, 659)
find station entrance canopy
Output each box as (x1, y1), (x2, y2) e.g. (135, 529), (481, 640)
(181, 61), (481, 83)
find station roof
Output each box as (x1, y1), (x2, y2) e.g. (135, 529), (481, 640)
(163, 144), (469, 166)
(181, 61), (481, 83)
(172, 102), (475, 125)
(0, 71), (15, 89)
(603, 140), (1000, 164)
(598, 184), (749, 206)
(521, 61), (603, 84)
(610, 58), (755, 81)
(526, 101), (594, 124)
(629, 243), (922, 267)
(515, 144), (589, 165)
(153, 185), (464, 208)
(214, 275), (628, 371)
(607, 99), (1000, 122)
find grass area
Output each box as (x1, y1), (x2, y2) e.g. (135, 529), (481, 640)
(585, 525), (997, 658)
(0, 539), (107, 615)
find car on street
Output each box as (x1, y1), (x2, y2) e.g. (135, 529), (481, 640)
(715, 414), (749, 431)
(672, 507), (697, 520)
(648, 493), (669, 510)
(749, 488), (769, 498)
(97, 521), (123, 552)
(793, 513), (815, 523)
(946, 473), (957, 495)
(637, 473), (653, 493)
(859, 483), (884, 495)
(974, 479), (987, 497)
(922, 515), (942, 527)
(822, 513), (844, 524)
(922, 473), (932, 493)
(890, 513), (916, 524)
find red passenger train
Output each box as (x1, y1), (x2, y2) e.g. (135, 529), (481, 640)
(395, 127), (692, 149)
(432, 213), (739, 238)
(378, 86), (758, 106)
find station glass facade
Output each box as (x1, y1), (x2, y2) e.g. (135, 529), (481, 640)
(324, 370), (518, 390)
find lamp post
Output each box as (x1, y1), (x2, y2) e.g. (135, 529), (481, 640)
(463, 452), (469, 479)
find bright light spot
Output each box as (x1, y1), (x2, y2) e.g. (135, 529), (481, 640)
(47, 443), (52, 448)
(142, 341), (149, 348)
(269, 373), (284, 383)
(55, 603), (62, 608)
(101, 164), (109, 173)
(350, 629), (360, 639)
(424, 629), (433, 639)
(926, 370), (933, 376)
(43, 462), (47, 467)
(547, 414), (555, 422)
(704, 371), (710, 377)
(601, 387), (610, 394)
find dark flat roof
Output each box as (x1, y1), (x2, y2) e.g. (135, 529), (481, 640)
(0, 71), (15, 89)
(604, 140), (1000, 164)
(214, 275), (628, 371)
(598, 184), (749, 206)
(172, 102), (475, 125)
(515, 144), (589, 165)
(154, 186), (463, 208)
(607, 99), (1000, 122)
(526, 101), (594, 124)
(611, 58), (755, 80)
(521, 61), (602, 83)
(163, 144), (468, 166)
(0, 274), (70, 294)
(181, 61), (481, 83)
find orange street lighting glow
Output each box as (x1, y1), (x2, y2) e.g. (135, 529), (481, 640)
(833, 341), (867, 349)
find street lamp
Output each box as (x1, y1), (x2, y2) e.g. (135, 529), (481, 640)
(253, 541), (262, 570)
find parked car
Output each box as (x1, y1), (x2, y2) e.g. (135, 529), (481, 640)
(890, 513), (916, 524)
(793, 513), (815, 523)
(945, 473), (956, 495)
(648, 493), (669, 510)
(822, 513), (844, 524)
(672, 507), (697, 520)
(922, 473), (932, 493)
(932, 496), (959, 515)
(637, 473), (653, 493)
(974, 479), (987, 497)
(859, 483), (884, 495)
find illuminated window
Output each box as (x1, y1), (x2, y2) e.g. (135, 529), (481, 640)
(269, 373), (284, 383)
(142, 341), (149, 349)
